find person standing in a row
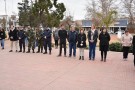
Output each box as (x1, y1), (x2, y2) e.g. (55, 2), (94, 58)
(43, 28), (52, 55)
(36, 29), (44, 53)
(58, 25), (67, 57)
(68, 25), (78, 57)
(88, 24), (98, 60)
(99, 28), (110, 62)
(9, 26), (19, 52)
(0, 28), (6, 49)
(121, 30), (133, 61)
(26, 26), (36, 53)
(53, 29), (59, 49)
(77, 29), (86, 60)
(18, 27), (26, 53)
(132, 35), (135, 67)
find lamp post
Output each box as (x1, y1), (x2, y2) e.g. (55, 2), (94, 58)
(4, 0), (7, 31)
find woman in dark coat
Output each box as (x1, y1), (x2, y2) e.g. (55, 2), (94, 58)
(77, 29), (86, 60)
(132, 35), (135, 67)
(99, 28), (110, 62)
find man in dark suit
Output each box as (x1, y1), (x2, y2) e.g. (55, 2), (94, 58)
(88, 24), (98, 60)
(58, 25), (67, 57)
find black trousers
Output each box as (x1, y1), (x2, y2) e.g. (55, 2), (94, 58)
(44, 40), (52, 53)
(123, 46), (130, 59)
(134, 55), (135, 66)
(100, 45), (108, 59)
(55, 40), (58, 47)
(101, 51), (107, 59)
(59, 41), (66, 55)
(19, 39), (25, 51)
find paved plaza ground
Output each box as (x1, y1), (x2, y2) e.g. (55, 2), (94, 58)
(0, 40), (135, 90)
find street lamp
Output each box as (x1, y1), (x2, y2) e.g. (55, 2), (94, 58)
(4, 0), (7, 31)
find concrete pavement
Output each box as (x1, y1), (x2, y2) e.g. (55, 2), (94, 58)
(0, 41), (135, 90)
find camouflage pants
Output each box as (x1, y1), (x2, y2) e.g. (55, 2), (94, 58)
(28, 40), (35, 50)
(37, 39), (44, 52)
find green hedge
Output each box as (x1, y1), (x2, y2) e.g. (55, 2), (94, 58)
(109, 42), (133, 53)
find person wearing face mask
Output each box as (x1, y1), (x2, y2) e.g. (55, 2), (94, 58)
(43, 27), (52, 55)
(99, 28), (110, 62)
(9, 25), (19, 52)
(121, 30), (133, 61)
(67, 25), (78, 57)
(77, 29), (86, 60)
(88, 24), (98, 60)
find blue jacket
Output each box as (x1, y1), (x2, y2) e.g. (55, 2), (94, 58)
(68, 31), (78, 43)
(43, 29), (52, 41)
(18, 30), (26, 40)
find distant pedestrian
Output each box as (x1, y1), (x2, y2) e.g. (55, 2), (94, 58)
(57, 25), (67, 57)
(9, 26), (19, 52)
(68, 25), (78, 57)
(88, 24), (98, 60)
(121, 30), (133, 61)
(132, 35), (135, 67)
(77, 29), (86, 60)
(0, 28), (6, 49)
(99, 28), (110, 62)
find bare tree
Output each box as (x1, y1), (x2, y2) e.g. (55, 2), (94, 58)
(85, 0), (117, 28)
(122, 0), (135, 23)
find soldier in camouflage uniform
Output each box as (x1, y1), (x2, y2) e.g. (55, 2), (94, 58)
(26, 26), (36, 53)
(36, 29), (44, 53)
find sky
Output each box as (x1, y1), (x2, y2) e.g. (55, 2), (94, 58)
(0, 0), (88, 20)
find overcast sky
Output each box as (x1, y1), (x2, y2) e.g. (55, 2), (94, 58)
(0, 0), (88, 20)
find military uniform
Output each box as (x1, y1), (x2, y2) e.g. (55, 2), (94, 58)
(43, 29), (52, 54)
(26, 29), (36, 53)
(36, 30), (44, 53)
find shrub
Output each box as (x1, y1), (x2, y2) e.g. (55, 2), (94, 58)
(109, 42), (133, 53)
(109, 42), (122, 52)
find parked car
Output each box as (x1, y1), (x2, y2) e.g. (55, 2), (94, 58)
(115, 30), (125, 34)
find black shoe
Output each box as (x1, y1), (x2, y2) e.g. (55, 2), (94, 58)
(9, 50), (13, 52)
(104, 58), (106, 62)
(2, 48), (4, 50)
(57, 55), (61, 57)
(69, 55), (71, 57)
(79, 56), (81, 60)
(36, 51), (40, 53)
(101, 58), (103, 61)
(23, 51), (25, 53)
(19, 50), (22, 52)
(89, 58), (91, 60)
(43, 52), (47, 54)
(82, 56), (84, 60)
(16, 50), (18, 52)
(92, 58), (95, 61)
(41, 51), (43, 53)
(26, 50), (30, 53)
(49, 51), (51, 55)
